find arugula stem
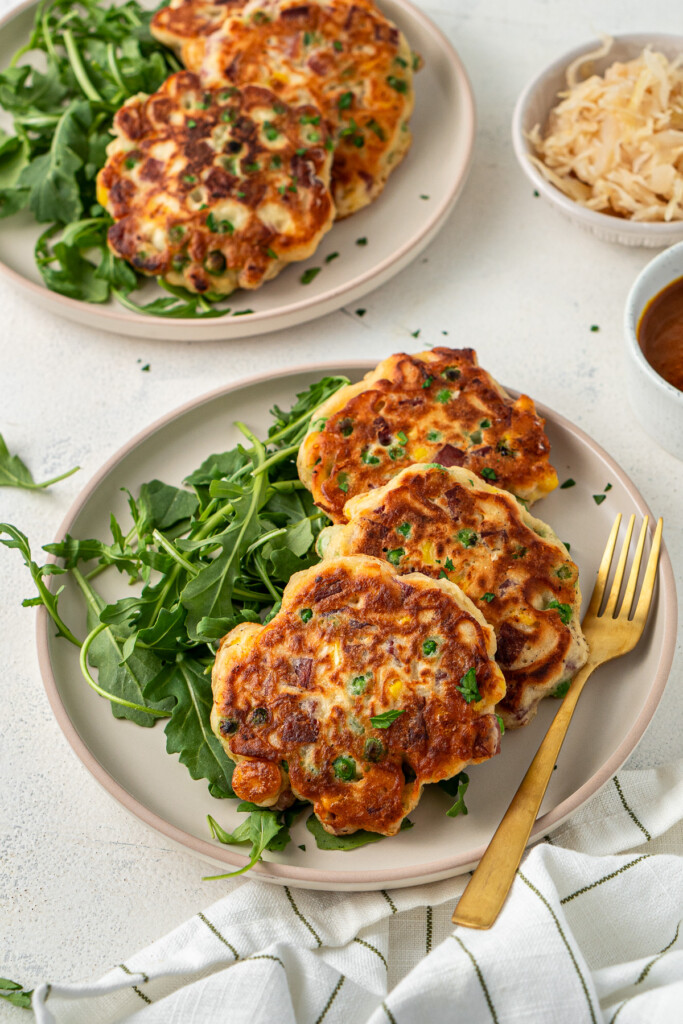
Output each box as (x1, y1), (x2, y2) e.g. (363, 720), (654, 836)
(29, 465), (81, 490)
(63, 30), (105, 104)
(253, 552), (282, 603)
(245, 528), (287, 556)
(251, 443), (300, 477)
(152, 529), (198, 576)
(105, 42), (128, 96)
(203, 854), (260, 881)
(269, 480), (307, 492)
(79, 622), (170, 717)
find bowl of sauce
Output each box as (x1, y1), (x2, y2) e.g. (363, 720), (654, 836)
(625, 241), (683, 461)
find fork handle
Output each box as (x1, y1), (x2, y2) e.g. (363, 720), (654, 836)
(452, 659), (597, 929)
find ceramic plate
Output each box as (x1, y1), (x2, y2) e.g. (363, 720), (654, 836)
(0, 0), (475, 341)
(37, 363), (677, 890)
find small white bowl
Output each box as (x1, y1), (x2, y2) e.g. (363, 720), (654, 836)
(624, 242), (683, 460)
(512, 34), (683, 248)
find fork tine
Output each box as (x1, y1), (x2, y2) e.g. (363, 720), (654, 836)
(586, 513), (621, 619)
(631, 518), (663, 628)
(619, 517), (649, 618)
(603, 514), (635, 618)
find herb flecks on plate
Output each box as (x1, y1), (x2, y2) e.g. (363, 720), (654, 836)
(0, 375), (350, 871)
(0, 0), (229, 317)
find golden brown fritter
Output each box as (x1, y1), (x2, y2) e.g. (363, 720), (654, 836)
(161, 0), (416, 218)
(319, 465), (589, 728)
(210, 555), (506, 836)
(150, 0), (247, 59)
(298, 348), (559, 524)
(97, 73), (335, 295)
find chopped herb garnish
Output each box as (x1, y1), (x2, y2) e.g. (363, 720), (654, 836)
(457, 667), (481, 703)
(438, 569), (448, 579)
(590, 324), (600, 332)
(457, 528), (477, 548)
(480, 418), (491, 429)
(441, 366), (461, 381)
(361, 449), (380, 465)
(444, 557), (455, 571)
(300, 608), (313, 623)
(388, 446), (405, 461)
(496, 714), (505, 735)
(301, 267), (321, 284)
(366, 118), (385, 140)
(564, 541), (571, 552)
(396, 431), (408, 444)
(333, 40), (343, 52)
(338, 91), (354, 109)
(556, 565), (573, 580)
(356, 309), (366, 317)
(481, 592), (495, 603)
(386, 547), (405, 565)
(206, 212), (234, 234)
(604, 483), (612, 492)
(187, 119), (197, 128)
(325, 252), (339, 263)
(270, 155), (282, 168)
(332, 756), (357, 781)
(300, 113), (321, 125)
(141, 363), (150, 372)
(593, 494), (606, 505)
(469, 429), (482, 445)
(435, 389), (451, 404)
(264, 247), (278, 260)
(339, 417), (353, 437)
(370, 709), (404, 729)
(356, 237), (368, 246)
(444, 771), (469, 817)
(480, 467), (497, 481)
(183, 174), (197, 184)
(411, 329), (421, 338)
(422, 638), (438, 656)
(244, 161), (260, 172)
(512, 545), (527, 559)
(427, 430), (441, 441)
(124, 156), (138, 170)
(303, 31), (312, 45)
(263, 123), (279, 140)
(296, 147), (306, 155)
(386, 75), (408, 93)
(422, 376), (433, 389)
(396, 522), (412, 537)
(338, 472), (349, 493)
(552, 680), (571, 698)
(420, 194), (429, 200)
(560, 478), (576, 489)
(547, 599), (572, 624)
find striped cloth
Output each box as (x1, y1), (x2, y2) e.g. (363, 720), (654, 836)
(33, 761), (683, 1024)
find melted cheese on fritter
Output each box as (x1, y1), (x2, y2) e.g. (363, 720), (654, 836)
(163, 0), (416, 218)
(210, 555), (506, 836)
(298, 348), (559, 524)
(97, 73), (334, 295)
(319, 466), (589, 727)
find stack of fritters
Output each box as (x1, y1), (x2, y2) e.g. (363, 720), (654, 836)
(211, 348), (589, 838)
(98, 0), (418, 295)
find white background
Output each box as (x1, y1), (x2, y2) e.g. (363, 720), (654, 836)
(0, 0), (681, 1006)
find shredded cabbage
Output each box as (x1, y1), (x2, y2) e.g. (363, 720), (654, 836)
(528, 39), (683, 222)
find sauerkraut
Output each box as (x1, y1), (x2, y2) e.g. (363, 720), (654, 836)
(528, 39), (683, 222)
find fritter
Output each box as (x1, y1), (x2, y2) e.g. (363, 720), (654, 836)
(210, 555), (506, 836)
(318, 465), (589, 728)
(162, 0), (416, 218)
(150, 0), (247, 60)
(97, 72), (335, 296)
(298, 348), (559, 524)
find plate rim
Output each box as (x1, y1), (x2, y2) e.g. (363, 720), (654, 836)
(35, 361), (678, 888)
(0, 0), (476, 337)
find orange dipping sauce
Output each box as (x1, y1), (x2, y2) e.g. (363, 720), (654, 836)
(637, 276), (683, 392)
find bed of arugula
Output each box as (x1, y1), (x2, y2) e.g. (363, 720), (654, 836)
(1, 375), (470, 878)
(0, 0), (238, 318)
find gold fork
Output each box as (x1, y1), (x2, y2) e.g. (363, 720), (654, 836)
(452, 513), (663, 929)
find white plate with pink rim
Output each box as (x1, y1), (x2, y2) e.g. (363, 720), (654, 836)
(0, 0), (475, 341)
(36, 361), (677, 890)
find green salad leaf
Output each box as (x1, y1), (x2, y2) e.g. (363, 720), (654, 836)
(0, 433), (79, 490)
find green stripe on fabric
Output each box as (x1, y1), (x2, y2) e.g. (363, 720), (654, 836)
(636, 919), (681, 984)
(451, 935), (499, 1024)
(426, 906), (433, 954)
(519, 872), (597, 1024)
(242, 954), (286, 970)
(613, 776), (651, 841)
(382, 1001), (398, 1024)
(381, 890), (398, 914)
(118, 964), (152, 1004)
(353, 936), (388, 970)
(42, 985), (51, 1004)
(608, 999), (629, 1024)
(198, 911), (239, 959)
(560, 855), (651, 905)
(314, 974), (345, 1024)
(284, 886), (323, 947)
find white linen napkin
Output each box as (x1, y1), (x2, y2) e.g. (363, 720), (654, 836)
(32, 761), (683, 1024)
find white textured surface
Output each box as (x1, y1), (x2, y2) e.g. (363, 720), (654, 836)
(0, 0), (681, 1007)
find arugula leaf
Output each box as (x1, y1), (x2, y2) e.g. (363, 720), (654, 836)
(0, 433), (79, 490)
(204, 809), (284, 878)
(144, 658), (235, 795)
(306, 814), (413, 850)
(0, 131), (30, 188)
(438, 771), (470, 817)
(136, 480), (199, 534)
(0, 978), (33, 1009)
